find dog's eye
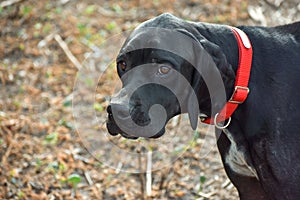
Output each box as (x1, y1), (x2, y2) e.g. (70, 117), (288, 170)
(158, 65), (171, 75)
(117, 61), (127, 71)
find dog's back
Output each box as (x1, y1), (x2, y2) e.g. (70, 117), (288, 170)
(275, 21), (300, 39)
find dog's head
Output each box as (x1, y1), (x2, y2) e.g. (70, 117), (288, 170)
(106, 13), (235, 139)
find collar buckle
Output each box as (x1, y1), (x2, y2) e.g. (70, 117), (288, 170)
(228, 86), (250, 104)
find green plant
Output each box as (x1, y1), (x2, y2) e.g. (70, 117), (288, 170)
(93, 103), (104, 112)
(189, 131), (201, 147)
(63, 96), (72, 107)
(67, 173), (82, 190)
(105, 21), (117, 32)
(17, 190), (25, 199)
(55, 7), (62, 14)
(34, 159), (43, 171)
(59, 163), (67, 172)
(42, 23), (52, 34)
(198, 175), (206, 192)
(58, 118), (74, 129)
(12, 100), (21, 109)
(84, 5), (96, 15)
(43, 132), (58, 145)
(112, 4), (122, 14)
(21, 5), (32, 17)
(45, 70), (52, 78)
(77, 23), (87, 35)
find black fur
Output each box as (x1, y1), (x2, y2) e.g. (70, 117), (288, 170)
(107, 13), (300, 199)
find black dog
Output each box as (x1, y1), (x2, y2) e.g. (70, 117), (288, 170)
(107, 13), (300, 199)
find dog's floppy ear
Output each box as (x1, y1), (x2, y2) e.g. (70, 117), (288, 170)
(175, 27), (235, 129)
(187, 91), (199, 130)
(175, 28), (202, 130)
(199, 39), (236, 85)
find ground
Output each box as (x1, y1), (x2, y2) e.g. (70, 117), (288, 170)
(0, 0), (299, 199)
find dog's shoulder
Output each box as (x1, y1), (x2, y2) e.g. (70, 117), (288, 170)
(239, 22), (300, 50)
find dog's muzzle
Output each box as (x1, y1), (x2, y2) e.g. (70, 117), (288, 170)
(106, 103), (165, 139)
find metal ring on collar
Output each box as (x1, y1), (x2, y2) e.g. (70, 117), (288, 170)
(214, 113), (231, 129)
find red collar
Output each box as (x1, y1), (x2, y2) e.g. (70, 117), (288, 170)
(202, 27), (253, 128)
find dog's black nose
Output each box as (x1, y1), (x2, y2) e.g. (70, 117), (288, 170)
(107, 104), (130, 119)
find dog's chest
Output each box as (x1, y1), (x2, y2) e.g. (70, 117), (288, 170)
(223, 129), (259, 179)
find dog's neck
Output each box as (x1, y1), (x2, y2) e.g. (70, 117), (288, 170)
(193, 23), (247, 116)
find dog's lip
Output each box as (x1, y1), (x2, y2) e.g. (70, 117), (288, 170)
(107, 120), (139, 139)
(120, 133), (139, 140)
(106, 126), (138, 139)
(107, 113), (165, 139)
(108, 112), (151, 128)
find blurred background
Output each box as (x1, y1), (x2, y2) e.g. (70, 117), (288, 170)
(0, 0), (299, 199)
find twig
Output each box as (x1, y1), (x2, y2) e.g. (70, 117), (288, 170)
(170, 115), (179, 128)
(146, 150), (152, 197)
(137, 148), (145, 200)
(197, 191), (216, 199)
(37, 33), (56, 49)
(54, 34), (83, 71)
(161, 167), (174, 190)
(115, 162), (123, 174)
(73, 154), (90, 164)
(80, 38), (101, 52)
(84, 171), (94, 186)
(2, 140), (13, 166)
(221, 179), (231, 188)
(204, 178), (215, 188)
(226, 182), (235, 190)
(0, 0), (23, 8)
(1, 126), (14, 166)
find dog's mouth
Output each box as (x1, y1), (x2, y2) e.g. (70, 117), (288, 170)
(106, 109), (166, 139)
(106, 112), (138, 139)
(119, 132), (139, 140)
